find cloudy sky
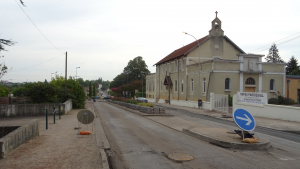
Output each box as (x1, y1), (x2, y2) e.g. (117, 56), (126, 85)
(1, 0), (300, 83)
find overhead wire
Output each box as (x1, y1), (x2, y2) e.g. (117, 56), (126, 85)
(249, 32), (300, 53)
(10, 53), (65, 72)
(14, 0), (64, 53)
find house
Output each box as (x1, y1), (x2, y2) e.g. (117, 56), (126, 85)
(286, 75), (300, 103)
(146, 13), (286, 104)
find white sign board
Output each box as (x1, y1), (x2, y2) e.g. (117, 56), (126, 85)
(238, 92), (268, 105)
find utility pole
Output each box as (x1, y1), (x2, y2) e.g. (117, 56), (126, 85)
(65, 52), (67, 92)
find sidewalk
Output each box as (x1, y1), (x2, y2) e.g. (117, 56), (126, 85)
(0, 102), (103, 169)
(153, 103), (300, 132)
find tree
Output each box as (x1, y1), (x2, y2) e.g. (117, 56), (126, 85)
(123, 56), (150, 83)
(265, 44), (284, 63)
(286, 56), (300, 75)
(89, 82), (91, 97)
(0, 39), (15, 79)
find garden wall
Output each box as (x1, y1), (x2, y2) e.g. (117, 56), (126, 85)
(0, 99), (72, 117)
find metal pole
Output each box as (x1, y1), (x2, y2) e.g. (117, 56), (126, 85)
(184, 32), (201, 107)
(59, 104), (61, 119)
(46, 109), (48, 130)
(53, 105), (55, 124)
(76, 67), (77, 80)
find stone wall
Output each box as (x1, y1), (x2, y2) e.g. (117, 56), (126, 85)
(0, 99), (72, 117)
(0, 119), (39, 158)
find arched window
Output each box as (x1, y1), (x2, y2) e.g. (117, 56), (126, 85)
(245, 77), (255, 85)
(225, 78), (230, 90)
(152, 81), (154, 91)
(203, 78), (206, 93)
(191, 78), (194, 92)
(270, 79), (275, 91)
(181, 80), (184, 93)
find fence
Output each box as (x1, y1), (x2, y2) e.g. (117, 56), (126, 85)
(213, 94), (228, 113)
(0, 97), (32, 104)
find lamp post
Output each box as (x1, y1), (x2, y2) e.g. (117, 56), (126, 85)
(183, 32), (201, 107)
(76, 67), (80, 80)
(51, 71), (57, 81)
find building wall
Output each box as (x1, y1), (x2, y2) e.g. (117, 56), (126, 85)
(146, 73), (156, 99)
(209, 72), (240, 96)
(222, 38), (242, 60)
(262, 74), (284, 99)
(262, 64), (285, 73)
(286, 78), (300, 103)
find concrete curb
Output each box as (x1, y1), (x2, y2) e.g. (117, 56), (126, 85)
(93, 105), (110, 169)
(182, 128), (271, 150)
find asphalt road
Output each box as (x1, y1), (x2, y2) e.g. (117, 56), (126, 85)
(94, 102), (300, 169)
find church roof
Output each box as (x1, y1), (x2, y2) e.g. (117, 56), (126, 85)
(154, 35), (245, 66)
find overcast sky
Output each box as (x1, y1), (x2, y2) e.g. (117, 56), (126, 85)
(1, 0), (300, 83)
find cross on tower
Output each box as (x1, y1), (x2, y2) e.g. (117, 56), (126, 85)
(215, 11), (218, 17)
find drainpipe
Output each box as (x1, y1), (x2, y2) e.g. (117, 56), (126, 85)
(178, 60), (180, 101)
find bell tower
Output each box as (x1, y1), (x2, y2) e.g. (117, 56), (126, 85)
(209, 11), (224, 58)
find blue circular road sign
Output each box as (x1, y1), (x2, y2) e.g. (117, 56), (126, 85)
(233, 109), (256, 131)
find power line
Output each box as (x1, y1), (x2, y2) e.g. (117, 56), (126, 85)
(14, 0), (63, 53)
(10, 53), (65, 72)
(249, 32), (300, 53)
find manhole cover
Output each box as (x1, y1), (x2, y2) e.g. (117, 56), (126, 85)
(167, 153), (193, 162)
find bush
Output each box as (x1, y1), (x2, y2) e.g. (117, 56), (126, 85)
(126, 99), (141, 104)
(283, 98), (295, 105)
(268, 97), (296, 105)
(0, 86), (10, 97)
(268, 98), (279, 105)
(138, 103), (154, 107)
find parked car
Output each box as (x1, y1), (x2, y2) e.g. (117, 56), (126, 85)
(137, 97), (148, 103)
(103, 96), (111, 99)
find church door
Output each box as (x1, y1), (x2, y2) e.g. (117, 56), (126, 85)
(245, 87), (255, 92)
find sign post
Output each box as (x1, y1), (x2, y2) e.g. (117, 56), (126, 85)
(233, 109), (256, 140)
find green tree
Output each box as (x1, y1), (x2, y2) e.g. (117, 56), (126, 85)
(89, 82), (91, 97)
(0, 39), (15, 79)
(286, 56), (300, 75)
(93, 82), (96, 96)
(265, 44), (284, 63)
(123, 56), (150, 84)
(0, 85), (10, 97)
(101, 80), (110, 91)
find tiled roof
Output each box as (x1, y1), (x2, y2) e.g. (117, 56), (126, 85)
(154, 35), (209, 65)
(286, 75), (300, 79)
(154, 35), (246, 66)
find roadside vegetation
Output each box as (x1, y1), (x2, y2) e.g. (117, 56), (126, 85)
(12, 76), (86, 108)
(112, 97), (154, 107)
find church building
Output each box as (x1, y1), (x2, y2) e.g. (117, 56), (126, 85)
(146, 13), (286, 103)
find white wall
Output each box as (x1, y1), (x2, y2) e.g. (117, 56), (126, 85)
(170, 99), (212, 110)
(233, 94), (300, 122)
(64, 99), (72, 114)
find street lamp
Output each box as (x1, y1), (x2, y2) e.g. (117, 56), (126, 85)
(183, 32), (201, 107)
(51, 71), (57, 81)
(76, 67), (80, 80)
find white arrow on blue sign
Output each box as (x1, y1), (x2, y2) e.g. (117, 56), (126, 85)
(233, 109), (256, 131)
